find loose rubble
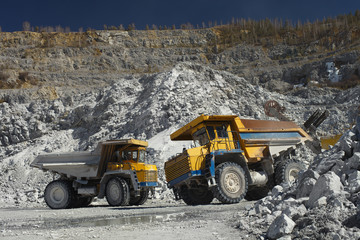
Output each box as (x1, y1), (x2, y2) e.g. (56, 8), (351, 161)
(238, 117), (360, 239)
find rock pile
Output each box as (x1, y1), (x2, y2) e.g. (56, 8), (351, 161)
(238, 117), (360, 239)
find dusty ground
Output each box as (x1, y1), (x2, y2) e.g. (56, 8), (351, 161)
(0, 199), (254, 240)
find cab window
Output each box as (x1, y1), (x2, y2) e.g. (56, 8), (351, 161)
(206, 126), (216, 140)
(216, 126), (228, 138)
(139, 150), (146, 163)
(193, 127), (210, 147)
(122, 151), (131, 160)
(132, 151), (138, 161)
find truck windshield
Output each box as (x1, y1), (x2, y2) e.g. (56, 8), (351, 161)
(193, 128), (209, 147)
(139, 150), (146, 163)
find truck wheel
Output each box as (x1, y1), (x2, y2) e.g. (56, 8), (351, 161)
(129, 190), (149, 206)
(212, 162), (248, 204)
(44, 180), (74, 209)
(275, 159), (306, 185)
(180, 186), (213, 205)
(106, 177), (130, 206)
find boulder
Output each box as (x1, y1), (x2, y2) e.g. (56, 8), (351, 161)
(339, 131), (355, 157)
(267, 214), (295, 239)
(315, 151), (345, 174)
(282, 204), (307, 220)
(348, 171), (360, 193)
(307, 171), (343, 208)
(296, 178), (317, 198)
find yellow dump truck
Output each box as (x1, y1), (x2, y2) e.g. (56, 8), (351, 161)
(31, 139), (158, 209)
(164, 115), (313, 205)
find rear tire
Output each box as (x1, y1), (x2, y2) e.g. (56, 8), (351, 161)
(212, 162), (248, 204)
(275, 159), (305, 185)
(129, 190), (149, 206)
(44, 180), (74, 209)
(180, 186), (214, 205)
(106, 177), (130, 206)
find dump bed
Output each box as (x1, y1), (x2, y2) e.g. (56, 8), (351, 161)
(31, 151), (101, 179)
(170, 115), (312, 159)
(236, 118), (312, 157)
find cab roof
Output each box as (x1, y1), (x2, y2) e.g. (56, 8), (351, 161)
(171, 115), (238, 141)
(100, 139), (148, 147)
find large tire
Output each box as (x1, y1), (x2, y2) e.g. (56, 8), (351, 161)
(212, 162), (248, 204)
(275, 159), (306, 185)
(106, 177), (130, 206)
(129, 190), (149, 206)
(44, 180), (75, 209)
(180, 186), (214, 205)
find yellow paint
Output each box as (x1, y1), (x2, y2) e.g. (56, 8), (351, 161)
(321, 134), (342, 150)
(106, 141), (157, 183)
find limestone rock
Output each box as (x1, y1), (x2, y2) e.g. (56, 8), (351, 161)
(267, 214), (295, 239)
(307, 172), (343, 208)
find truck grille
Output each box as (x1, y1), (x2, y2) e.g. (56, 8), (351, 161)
(165, 155), (191, 183)
(145, 170), (157, 182)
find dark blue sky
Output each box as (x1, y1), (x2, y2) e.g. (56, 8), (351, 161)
(0, 0), (359, 32)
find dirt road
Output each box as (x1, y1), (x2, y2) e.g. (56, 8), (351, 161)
(0, 200), (255, 240)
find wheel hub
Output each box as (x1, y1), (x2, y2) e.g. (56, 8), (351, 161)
(288, 168), (299, 183)
(224, 172), (240, 193)
(50, 187), (65, 204)
(109, 183), (120, 200)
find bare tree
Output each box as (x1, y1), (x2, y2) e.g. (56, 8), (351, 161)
(118, 24), (125, 31)
(22, 21), (31, 31)
(127, 23), (136, 31)
(78, 27), (83, 33)
(55, 25), (64, 33)
(65, 27), (71, 33)
(0, 26), (2, 32)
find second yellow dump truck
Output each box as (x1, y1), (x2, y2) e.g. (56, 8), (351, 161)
(31, 139), (158, 209)
(164, 115), (313, 205)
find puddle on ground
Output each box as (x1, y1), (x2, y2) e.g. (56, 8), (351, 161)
(78, 212), (186, 227)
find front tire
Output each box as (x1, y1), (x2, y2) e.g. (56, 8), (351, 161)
(44, 180), (74, 209)
(212, 162), (248, 204)
(275, 159), (306, 185)
(106, 177), (130, 206)
(129, 190), (149, 206)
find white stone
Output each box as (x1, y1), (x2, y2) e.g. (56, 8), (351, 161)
(282, 204), (307, 220)
(272, 185), (283, 197)
(307, 171), (343, 208)
(267, 214), (295, 239)
(313, 196), (327, 208)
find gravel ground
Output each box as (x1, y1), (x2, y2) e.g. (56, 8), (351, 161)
(0, 199), (254, 240)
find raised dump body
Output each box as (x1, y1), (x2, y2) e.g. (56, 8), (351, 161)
(31, 139), (158, 209)
(165, 115), (312, 205)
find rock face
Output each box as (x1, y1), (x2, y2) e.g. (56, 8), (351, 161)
(0, 30), (359, 93)
(240, 119), (360, 239)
